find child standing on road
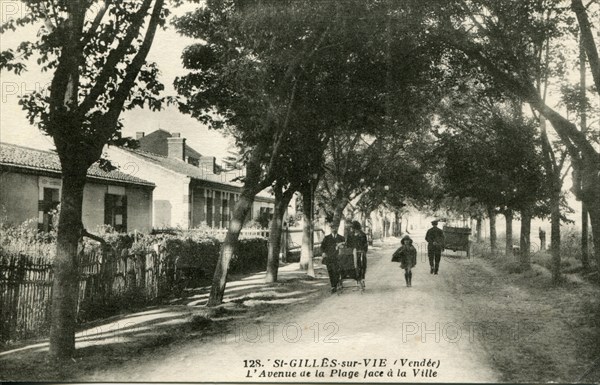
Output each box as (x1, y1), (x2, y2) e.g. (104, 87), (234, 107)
(393, 235), (417, 287)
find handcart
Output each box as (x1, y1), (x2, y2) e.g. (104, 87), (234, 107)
(336, 247), (366, 293)
(442, 226), (471, 258)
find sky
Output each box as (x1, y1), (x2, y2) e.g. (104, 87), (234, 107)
(0, 1), (233, 162)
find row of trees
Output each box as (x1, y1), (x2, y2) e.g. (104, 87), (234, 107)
(173, 0), (448, 304)
(428, 0), (599, 284)
(1, 0), (598, 360)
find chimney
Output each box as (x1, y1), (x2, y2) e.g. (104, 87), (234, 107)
(167, 133), (186, 160)
(136, 132), (145, 140)
(200, 156), (216, 174)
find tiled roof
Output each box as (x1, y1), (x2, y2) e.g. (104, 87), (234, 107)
(115, 147), (273, 199)
(122, 147), (246, 187)
(0, 143), (155, 187)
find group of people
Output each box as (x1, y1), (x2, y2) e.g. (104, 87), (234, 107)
(320, 220), (368, 293)
(321, 219), (446, 292)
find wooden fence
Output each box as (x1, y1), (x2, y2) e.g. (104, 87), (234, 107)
(0, 227), (324, 343)
(153, 228), (271, 240)
(200, 228), (271, 239)
(0, 242), (178, 343)
(0, 254), (53, 342)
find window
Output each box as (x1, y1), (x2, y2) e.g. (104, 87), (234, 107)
(221, 198), (228, 228)
(206, 196), (213, 227)
(104, 194), (127, 232)
(38, 187), (60, 232)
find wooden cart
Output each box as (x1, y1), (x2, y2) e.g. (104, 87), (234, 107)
(442, 226), (471, 257)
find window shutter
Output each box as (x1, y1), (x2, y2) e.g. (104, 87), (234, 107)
(104, 194), (113, 226)
(121, 195), (128, 232)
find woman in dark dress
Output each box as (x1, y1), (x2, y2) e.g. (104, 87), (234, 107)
(347, 221), (368, 289)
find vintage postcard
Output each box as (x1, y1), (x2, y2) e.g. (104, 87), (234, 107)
(1, 0), (598, 383)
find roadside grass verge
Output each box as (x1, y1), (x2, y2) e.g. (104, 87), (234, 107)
(445, 251), (600, 383)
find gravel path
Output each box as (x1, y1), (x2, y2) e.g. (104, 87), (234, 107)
(82, 231), (498, 383)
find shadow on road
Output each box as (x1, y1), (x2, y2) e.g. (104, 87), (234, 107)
(0, 263), (330, 382)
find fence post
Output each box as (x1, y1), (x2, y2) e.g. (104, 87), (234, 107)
(9, 256), (26, 340)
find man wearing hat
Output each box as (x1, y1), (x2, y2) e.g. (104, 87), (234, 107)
(425, 220), (445, 274)
(321, 226), (345, 293)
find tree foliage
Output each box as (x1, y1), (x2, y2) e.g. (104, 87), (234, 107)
(2, 0), (168, 157)
(438, 107), (547, 215)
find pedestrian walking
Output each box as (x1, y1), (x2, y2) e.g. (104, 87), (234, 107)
(321, 226), (345, 293)
(426, 220), (445, 274)
(347, 220), (368, 289)
(392, 235), (417, 287)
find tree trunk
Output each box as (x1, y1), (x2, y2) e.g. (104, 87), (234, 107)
(571, 153), (600, 278)
(49, 171), (86, 360)
(540, 117), (599, 270)
(265, 189), (294, 283)
(572, 0), (600, 92)
(520, 209), (531, 269)
(299, 184), (315, 277)
(578, 26), (590, 272)
(487, 207), (497, 254)
(331, 203), (346, 233)
(265, 194), (283, 283)
(587, 199), (600, 280)
(538, 114), (564, 284)
(393, 211), (401, 236)
(41, 0), (163, 362)
(505, 209), (513, 255)
(207, 145), (271, 306)
(550, 193), (562, 284)
(360, 209), (368, 228)
(47, 3), (87, 361)
(207, 194), (255, 306)
(280, 221), (288, 263)
(539, 227), (546, 251)
(398, 215), (403, 236)
(476, 216), (482, 242)
(581, 204), (590, 270)
(570, 154), (600, 278)
(533, 110), (599, 269)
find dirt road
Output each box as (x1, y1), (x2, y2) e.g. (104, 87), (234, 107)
(80, 231), (498, 383)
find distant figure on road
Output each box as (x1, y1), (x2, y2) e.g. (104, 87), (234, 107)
(393, 235), (417, 287)
(321, 226), (345, 293)
(366, 226), (373, 245)
(347, 221), (368, 289)
(426, 220), (445, 274)
(539, 227), (546, 251)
